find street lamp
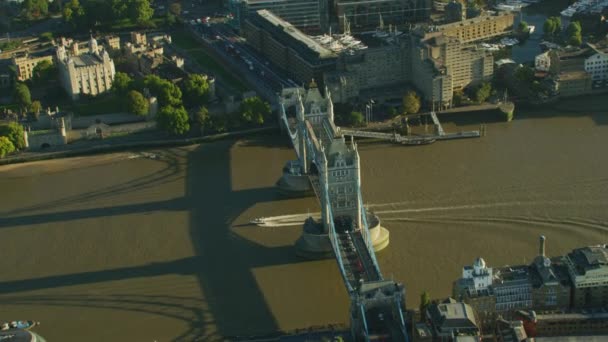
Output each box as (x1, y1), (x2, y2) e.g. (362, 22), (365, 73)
(365, 104), (370, 124)
(368, 99), (375, 122)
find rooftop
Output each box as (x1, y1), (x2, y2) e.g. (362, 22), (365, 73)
(567, 245), (608, 275)
(256, 10), (336, 59)
(494, 265), (530, 284)
(429, 301), (479, 331)
(71, 53), (104, 67)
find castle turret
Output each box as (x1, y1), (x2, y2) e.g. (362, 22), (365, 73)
(56, 45), (66, 62)
(326, 86), (334, 123)
(539, 235), (546, 257)
(89, 35), (98, 55)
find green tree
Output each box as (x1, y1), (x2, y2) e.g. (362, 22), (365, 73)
(0, 136), (15, 158)
(156, 105), (190, 135)
(112, 72), (133, 94)
(63, 0), (85, 28)
(144, 75), (182, 107)
(127, 90), (149, 116)
(182, 74), (210, 106)
(195, 106), (210, 134)
(0, 122), (26, 150)
(569, 32), (583, 46)
(169, 2), (181, 16)
(111, 0), (129, 18)
(475, 82), (492, 103)
(14, 83), (32, 115)
(239, 96), (270, 125)
(22, 0), (49, 21)
(195, 106), (210, 126)
(349, 111), (365, 126)
(420, 291), (431, 322)
(567, 21), (583, 46)
(129, 0), (153, 26)
(32, 59), (56, 84)
(543, 16), (562, 36)
(30, 100), (42, 120)
(402, 91), (421, 115)
(518, 20), (529, 34)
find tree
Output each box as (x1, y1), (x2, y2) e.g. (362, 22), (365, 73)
(63, 0), (86, 28)
(156, 105), (190, 135)
(0, 122), (26, 150)
(14, 83), (32, 115)
(112, 72), (133, 94)
(30, 100), (42, 120)
(32, 59), (56, 84)
(402, 91), (421, 115)
(169, 2), (181, 16)
(349, 111), (365, 126)
(518, 20), (529, 34)
(195, 106), (210, 134)
(127, 90), (149, 116)
(239, 96), (270, 125)
(129, 0), (153, 26)
(543, 16), (562, 36)
(475, 82), (492, 103)
(144, 75), (182, 107)
(182, 74), (210, 106)
(0, 136), (15, 158)
(419, 291), (431, 322)
(22, 0), (49, 21)
(195, 106), (210, 126)
(567, 21), (583, 46)
(111, 0), (129, 18)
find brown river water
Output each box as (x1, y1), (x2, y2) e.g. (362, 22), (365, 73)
(1, 99), (607, 341)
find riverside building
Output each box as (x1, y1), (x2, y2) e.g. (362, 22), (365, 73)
(234, 0), (328, 33)
(56, 36), (116, 100)
(565, 244), (608, 308)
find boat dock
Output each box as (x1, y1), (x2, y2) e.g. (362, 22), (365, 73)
(339, 111), (483, 145)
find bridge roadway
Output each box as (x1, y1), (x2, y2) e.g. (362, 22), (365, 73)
(309, 174), (381, 289)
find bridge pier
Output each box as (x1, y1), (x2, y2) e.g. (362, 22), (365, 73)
(295, 213), (390, 259)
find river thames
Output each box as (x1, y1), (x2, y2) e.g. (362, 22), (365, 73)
(0, 97), (607, 341)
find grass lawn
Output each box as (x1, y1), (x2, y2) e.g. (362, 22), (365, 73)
(107, 17), (166, 32)
(70, 95), (124, 116)
(171, 29), (248, 92)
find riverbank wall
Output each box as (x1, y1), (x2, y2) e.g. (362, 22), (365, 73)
(0, 126), (279, 166)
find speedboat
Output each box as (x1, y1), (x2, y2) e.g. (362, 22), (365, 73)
(250, 217), (266, 224)
(1, 321), (39, 331)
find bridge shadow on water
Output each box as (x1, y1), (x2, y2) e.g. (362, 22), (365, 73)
(186, 138), (305, 340)
(0, 136), (310, 340)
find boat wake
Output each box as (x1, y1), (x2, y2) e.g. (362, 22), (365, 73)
(250, 213), (321, 227)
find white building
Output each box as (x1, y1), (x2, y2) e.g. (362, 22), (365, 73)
(535, 51), (552, 72)
(461, 257), (494, 294)
(57, 36), (116, 100)
(584, 45), (608, 81)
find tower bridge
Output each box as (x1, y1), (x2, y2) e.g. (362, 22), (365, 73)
(277, 84), (409, 341)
